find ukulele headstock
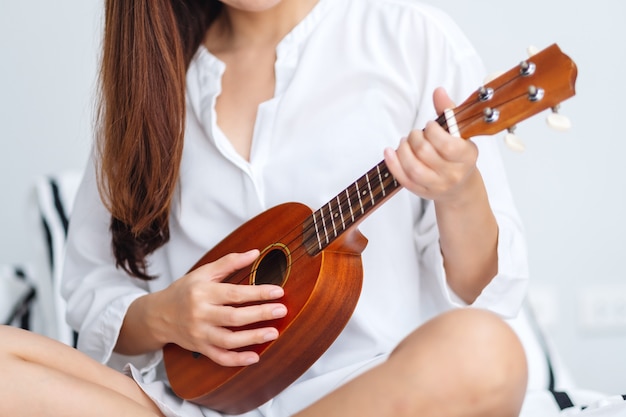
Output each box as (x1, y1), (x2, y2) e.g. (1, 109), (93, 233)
(443, 44), (578, 144)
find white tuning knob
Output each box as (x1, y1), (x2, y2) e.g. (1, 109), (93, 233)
(504, 129), (526, 153)
(527, 45), (540, 57)
(546, 111), (571, 131)
(483, 71), (504, 84)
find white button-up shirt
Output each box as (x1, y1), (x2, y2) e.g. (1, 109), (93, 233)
(62, 0), (529, 415)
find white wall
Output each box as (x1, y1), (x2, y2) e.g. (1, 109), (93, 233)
(0, 0), (100, 265)
(2, 0), (626, 396)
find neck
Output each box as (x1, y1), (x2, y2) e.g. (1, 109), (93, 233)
(205, 0), (319, 52)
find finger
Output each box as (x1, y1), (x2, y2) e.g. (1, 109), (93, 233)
(433, 87), (456, 115)
(201, 344), (261, 367)
(193, 249), (261, 283)
(405, 127), (445, 170)
(210, 282), (285, 306)
(384, 140), (432, 195)
(422, 120), (466, 161)
(430, 87), (470, 159)
(211, 302), (287, 327)
(398, 131), (445, 185)
(207, 325), (280, 351)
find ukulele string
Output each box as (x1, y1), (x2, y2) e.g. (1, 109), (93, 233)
(223, 169), (401, 286)
(459, 88), (539, 133)
(224, 72), (532, 286)
(451, 71), (535, 127)
(292, 76), (537, 252)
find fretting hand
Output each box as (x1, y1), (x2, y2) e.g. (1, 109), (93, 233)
(384, 87), (480, 204)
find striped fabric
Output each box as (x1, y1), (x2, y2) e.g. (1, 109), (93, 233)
(522, 389), (626, 416)
(34, 171), (82, 346)
(0, 265), (36, 328)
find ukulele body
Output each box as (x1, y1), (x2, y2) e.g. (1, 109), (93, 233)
(163, 202), (367, 414)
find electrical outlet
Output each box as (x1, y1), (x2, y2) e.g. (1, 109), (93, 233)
(578, 285), (626, 332)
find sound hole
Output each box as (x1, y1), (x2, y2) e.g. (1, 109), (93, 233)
(253, 247), (289, 286)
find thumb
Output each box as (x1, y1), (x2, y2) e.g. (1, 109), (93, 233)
(195, 249), (260, 282)
(433, 87), (456, 116)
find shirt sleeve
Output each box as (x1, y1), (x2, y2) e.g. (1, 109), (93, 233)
(415, 137), (530, 318)
(411, 10), (530, 318)
(61, 152), (162, 372)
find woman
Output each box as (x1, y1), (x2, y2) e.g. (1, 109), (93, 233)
(34, 0), (529, 416)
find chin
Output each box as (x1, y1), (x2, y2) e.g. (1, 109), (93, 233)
(219, 0), (285, 13)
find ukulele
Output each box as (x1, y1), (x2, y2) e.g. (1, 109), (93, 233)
(163, 43), (578, 414)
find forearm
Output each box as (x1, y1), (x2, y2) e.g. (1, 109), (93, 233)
(435, 169), (498, 304)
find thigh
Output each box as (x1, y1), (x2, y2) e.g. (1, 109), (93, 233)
(294, 308), (528, 417)
(0, 325), (163, 415)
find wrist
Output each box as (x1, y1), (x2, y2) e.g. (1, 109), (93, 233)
(436, 169), (484, 210)
(117, 291), (169, 354)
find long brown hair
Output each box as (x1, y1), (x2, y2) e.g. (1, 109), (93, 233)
(96, 0), (222, 280)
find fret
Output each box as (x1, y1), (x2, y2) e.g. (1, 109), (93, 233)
(312, 210), (323, 251)
(303, 161), (402, 255)
(336, 195), (346, 231)
(345, 189), (355, 222)
(377, 163), (398, 195)
(365, 173), (375, 206)
(359, 177), (370, 209)
(327, 201), (338, 237)
(319, 206), (329, 244)
(376, 164), (385, 197)
(355, 181), (364, 214)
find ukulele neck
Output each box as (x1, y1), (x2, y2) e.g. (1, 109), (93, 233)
(302, 160), (400, 255)
(301, 109), (462, 256)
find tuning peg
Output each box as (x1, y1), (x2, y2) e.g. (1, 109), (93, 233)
(484, 45), (541, 84)
(483, 71), (504, 84)
(504, 126), (526, 153)
(546, 105), (571, 131)
(527, 45), (540, 57)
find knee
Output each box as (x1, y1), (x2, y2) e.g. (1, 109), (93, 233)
(453, 308), (528, 412)
(436, 308), (527, 381)
(393, 308), (528, 415)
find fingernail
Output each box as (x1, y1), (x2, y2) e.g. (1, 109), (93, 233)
(272, 306), (287, 318)
(264, 330), (279, 341)
(269, 288), (284, 298)
(245, 356), (259, 365)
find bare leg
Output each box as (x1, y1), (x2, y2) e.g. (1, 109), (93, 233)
(295, 308), (528, 417)
(0, 325), (164, 417)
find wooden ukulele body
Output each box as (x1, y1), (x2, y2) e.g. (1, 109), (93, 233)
(163, 202), (367, 414)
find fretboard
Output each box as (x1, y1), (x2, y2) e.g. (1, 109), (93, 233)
(302, 161), (400, 255)
(301, 111), (455, 256)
